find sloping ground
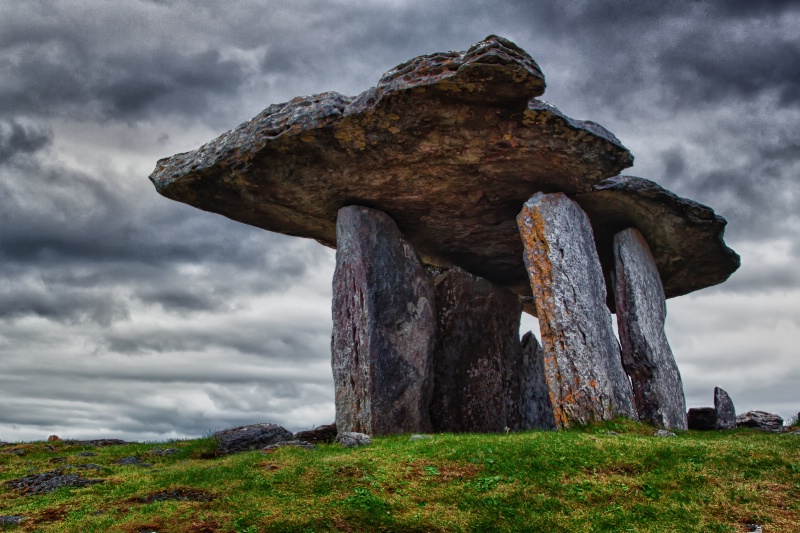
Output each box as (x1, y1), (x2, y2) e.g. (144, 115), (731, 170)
(0, 421), (798, 532)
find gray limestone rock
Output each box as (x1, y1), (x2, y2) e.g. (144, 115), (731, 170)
(336, 432), (372, 447)
(687, 408), (717, 430)
(520, 331), (556, 430)
(736, 411), (784, 432)
(214, 423), (293, 456)
(653, 429), (677, 437)
(517, 192), (636, 428)
(261, 440), (316, 452)
(613, 227), (687, 430)
(714, 387), (737, 430)
(409, 434), (433, 441)
(332, 206), (435, 435)
(429, 267), (523, 433)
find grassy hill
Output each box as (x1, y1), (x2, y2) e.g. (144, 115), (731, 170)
(1, 420), (798, 532)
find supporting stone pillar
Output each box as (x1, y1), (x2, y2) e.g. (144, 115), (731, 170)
(331, 205), (435, 435)
(517, 192), (636, 428)
(520, 331), (556, 430)
(614, 227), (687, 430)
(429, 267), (523, 432)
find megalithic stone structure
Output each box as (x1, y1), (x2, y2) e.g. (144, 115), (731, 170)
(520, 331), (556, 430)
(331, 205), (435, 435)
(613, 227), (688, 430)
(429, 267), (524, 432)
(517, 192), (636, 428)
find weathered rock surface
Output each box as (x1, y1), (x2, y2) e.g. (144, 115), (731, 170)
(5, 468), (104, 495)
(614, 227), (687, 430)
(261, 440), (316, 453)
(213, 423), (293, 456)
(429, 267), (523, 432)
(517, 192), (636, 428)
(714, 387), (737, 430)
(576, 175), (740, 311)
(332, 206), (435, 435)
(114, 456), (152, 467)
(409, 434), (433, 441)
(687, 407), (717, 430)
(520, 331), (556, 430)
(737, 411), (784, 432)
(294, 423), (337, 444)
(653, 429), (677, 437)
(336, 432), (372, 447)
(0, 516), (24, 525)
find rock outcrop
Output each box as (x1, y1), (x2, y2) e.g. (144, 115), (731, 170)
(714, 387), (737, 430)
(518, 192), (636, 427)
(614, 227), (687, 430)
(520, 331), (556, 430)
(294, 423), (337, 444)
(332, 206), (435, 435)
(429, 267), (523, 432)
(737, 411), (784, 432)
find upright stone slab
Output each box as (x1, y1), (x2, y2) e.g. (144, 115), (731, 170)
(429, 267), (523, 432)
(331, 205), (435, 435)
(613, 227), (687, 430)
(517, 192), (636, 428)
(714, 387), (736, 430)
(520, 331), (556, 430)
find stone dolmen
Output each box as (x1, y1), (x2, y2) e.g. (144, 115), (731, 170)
(149, 36), (739, 433)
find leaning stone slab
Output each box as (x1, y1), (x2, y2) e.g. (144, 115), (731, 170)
(614, 227), (687, 430)
(332, 205), (435, 435)
(714, 387), (737, 430)
(520, 331), (556, 430)
(429, 267), (523, 432)
(737, 411), (784, 432)
(214, 423), (293, 456)
(517, 192), (636, 428)
(687, 407), (717, 430)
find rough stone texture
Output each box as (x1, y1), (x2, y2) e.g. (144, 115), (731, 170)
(520, 331), (556, 430)
(0, 516), (24, 525)
(653, 430), (677, 437)
(336, 432), (372, 447)
(613, 227), (687, 430)
(517, 192), (636, 428)
(114, 456), (152, 467)
(737, 411), (784, 432)
(213, 423), (293, 456)
(261, 440), (316, 452)
(714, 387), (737, 430)
(5, 469), (104, 495)
(64, 439), (129, 447)
(332, 206), (435, 435)
(687, 407), (717, 430)
(294, 423), (337, 444)
(576, 175), (740, 311)
(429, 266), (523, 432)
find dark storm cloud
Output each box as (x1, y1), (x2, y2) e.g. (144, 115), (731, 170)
(0, 120), (52, 164)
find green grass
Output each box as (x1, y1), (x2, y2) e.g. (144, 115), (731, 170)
(1, 420), (798, 532)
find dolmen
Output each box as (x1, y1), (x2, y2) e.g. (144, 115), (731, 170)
(149, 36), (739, 433)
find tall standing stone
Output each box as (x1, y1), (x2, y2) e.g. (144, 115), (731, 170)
(331, 205), (435, 435)
(714, 387), (736, 430)
(517, 192), (636, 428)
(613, 227), (687, 430)
(520, 331), (556, 430)
(429, 267), (523, 432)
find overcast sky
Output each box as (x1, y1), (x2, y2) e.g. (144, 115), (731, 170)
(1, 1), (798, 442)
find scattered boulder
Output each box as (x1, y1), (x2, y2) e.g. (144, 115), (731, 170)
(213, 423), (293, 456)
(409, 434), (433, 441)
(736, 411), (784, 432)
(653, 430), (676, 437)
(336, 432), (372, 448)
(114, 456), (153, 467)
(687, 408), (717, 430)
(147, 448), (180, 457)
(517, 192), (636, 428)
(714, 387), (737, 430)
(429, 266), (523, 432)
(294, 423), (337, 444)
(332, 205), (435, 435)
(262, 440), (316, 453)
(0, 516), (24, 525)
(613, 227), (687, 430)
(519, 331), (556, 430)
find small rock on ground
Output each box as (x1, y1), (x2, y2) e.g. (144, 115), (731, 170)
(261, 440), (316, 453)
(653, 429), (676, 437)
(114, 456), (153, 467)
(147, 448), (180, 456)
(409, 434), (433, 441)
(736, 411), (784, 432)
(214, 423), (293, 456)
(5, 469), (104, 495)
(336, 432), (371, 447)
(0, 516), (25, 525)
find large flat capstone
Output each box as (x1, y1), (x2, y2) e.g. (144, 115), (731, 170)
(148, 36), (738, 306)
(331, 206), (435, 435)
(518, 192), (636, 427)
